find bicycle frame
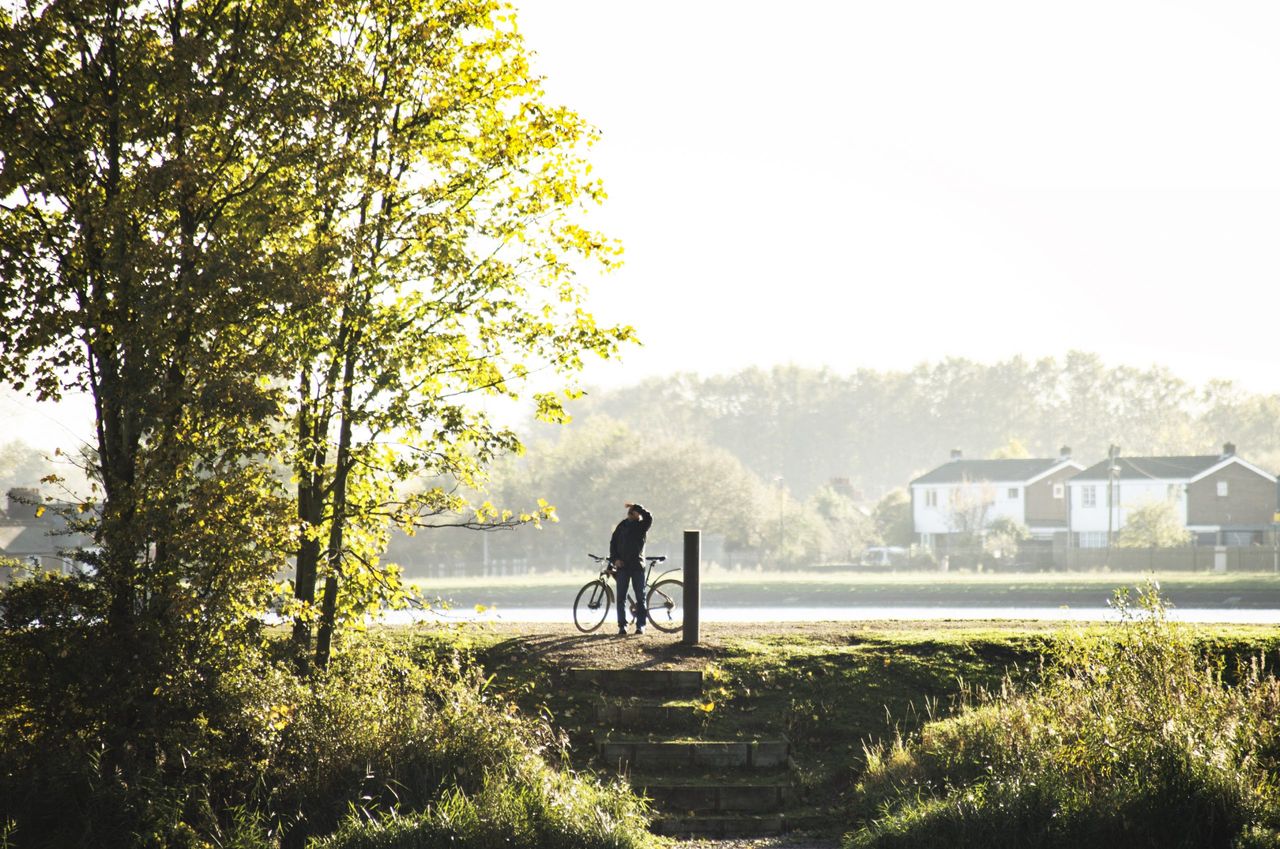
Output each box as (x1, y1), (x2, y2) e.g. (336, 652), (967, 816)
(574, 553), (683, 633)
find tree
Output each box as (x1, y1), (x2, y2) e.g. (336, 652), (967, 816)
(465, 417), (766, 568)
(946, 480), (995, 545)
(984, 516), (1030, 561)
(873, 489), (915, 547)
(0, 0), (336, 790)
(809, 485), (876, 562)
(0, 6), (630, 841)
(275, 0), (632, 668)
(1118, 500), (1194, 548)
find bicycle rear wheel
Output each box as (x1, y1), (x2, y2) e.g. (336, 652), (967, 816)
(645, 579), (684, 633)
(573, 580), (613, 633)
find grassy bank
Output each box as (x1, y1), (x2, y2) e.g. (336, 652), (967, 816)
(411, 569), (1280, 611)
(844, 593), (1280, 848)
(393, 618), (1280, 835)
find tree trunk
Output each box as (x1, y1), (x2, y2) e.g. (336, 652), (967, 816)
(314, 334), (359, 669)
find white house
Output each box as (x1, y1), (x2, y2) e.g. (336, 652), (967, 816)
(911, 448), (1084, 549)
(1066, 443), (1277, 547)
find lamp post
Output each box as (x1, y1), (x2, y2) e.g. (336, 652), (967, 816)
(1106, 445), (1120, 562)
(774, 476), (785, 559)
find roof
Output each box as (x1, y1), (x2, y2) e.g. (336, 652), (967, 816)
(910, 458), (1077, 486)
(1070, 454), (1277, 484)
(0, 521), (87, 556)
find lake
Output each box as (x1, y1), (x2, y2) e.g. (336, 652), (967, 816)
(379, 605), (1280, 626)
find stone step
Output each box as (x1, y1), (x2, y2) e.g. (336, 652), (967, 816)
(568, 667), (703, 695)
(597, 738), (790, 771)
(637, 780), (791, 813)
(594, 699), (705, 730)
(650, 813), (789, 838)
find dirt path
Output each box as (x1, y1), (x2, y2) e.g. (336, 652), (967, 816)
(465, 618), (1053, 671)
(672, 839), (841, 849)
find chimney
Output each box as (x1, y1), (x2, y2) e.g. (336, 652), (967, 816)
(1059, 445), (1072, 459)
(1222, 442), (1236, 458)
(950, 449), (963, 461)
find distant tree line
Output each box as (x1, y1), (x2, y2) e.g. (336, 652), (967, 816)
(394, 351), (1280, 571)
(7, 351), (1277, 572)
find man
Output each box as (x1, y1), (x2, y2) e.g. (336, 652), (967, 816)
(609, 502), (653, 635)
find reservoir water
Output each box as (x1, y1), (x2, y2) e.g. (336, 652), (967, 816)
(378, 606), (1280, 626)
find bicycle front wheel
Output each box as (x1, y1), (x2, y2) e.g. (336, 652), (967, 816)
(573, 580), (613, 633)
(645, 579), (684, 633)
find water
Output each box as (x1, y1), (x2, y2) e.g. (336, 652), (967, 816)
(378, 606), (1280, 626)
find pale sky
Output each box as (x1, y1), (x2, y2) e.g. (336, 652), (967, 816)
(6, 1), (1280, 451)
(514, 0), (1280, 391)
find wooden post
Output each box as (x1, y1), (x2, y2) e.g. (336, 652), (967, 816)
(683, 529), (700, 645)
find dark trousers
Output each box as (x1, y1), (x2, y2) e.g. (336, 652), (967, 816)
(615, 566), (646, 628)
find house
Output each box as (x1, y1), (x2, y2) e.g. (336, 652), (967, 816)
(0, 487), (88, 577)
(1066, 443), (1277, 547)
(911, 448), (1085, 550)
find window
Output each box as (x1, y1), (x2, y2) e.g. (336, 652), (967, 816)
(1007, 487), (1019, 499)
(1081, 485), (1097, 508)
(924, 489), (938, 507)
(1217, 481), (1229, 497)
(1077, 531), (1107, 549)
(1053, 483), (1065, 499)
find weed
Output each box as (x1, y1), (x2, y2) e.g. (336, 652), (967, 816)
(846, 585), (1280, 849)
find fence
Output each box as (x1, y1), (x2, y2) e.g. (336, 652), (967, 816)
(930, 542), (1280, 573)
(1061, 545), (1280, 573)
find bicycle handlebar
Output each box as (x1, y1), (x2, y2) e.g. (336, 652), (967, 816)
(588, 553), (666, 563)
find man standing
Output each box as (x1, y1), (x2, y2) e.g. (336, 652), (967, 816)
(610, 502), (653, 635)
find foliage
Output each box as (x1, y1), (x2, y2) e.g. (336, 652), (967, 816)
(872, 489), (915, 548)
(983, 517), (1030, 561)
(561, 354), (1280, 501)
(0, 625), (650, 849)
(845, 586), (1280, 849)
(808, 484), (877, 562)
(275, 0), (633, 668)
(945, 480), (995, 547)
(1117, 500), (1194, 548)
(399, 416), (770, 567)
(0, 0), (641, 845)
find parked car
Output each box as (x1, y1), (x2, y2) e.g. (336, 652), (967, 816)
(860, 546), (909, 568)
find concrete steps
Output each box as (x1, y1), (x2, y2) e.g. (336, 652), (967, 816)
(598, 737), (790, 771)
(635, 777), (791, 813)
(572, 667), (800, 838)
(568, 667), (702, 695)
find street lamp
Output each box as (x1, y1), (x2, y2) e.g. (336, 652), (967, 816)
(1106, 444), (1120, 560)
(773, 476), (785, 560)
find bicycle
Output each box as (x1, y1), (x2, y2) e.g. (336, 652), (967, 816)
(573, 553), (684, 634)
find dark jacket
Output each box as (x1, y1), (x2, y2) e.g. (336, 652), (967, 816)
(609, 506), (652, 569)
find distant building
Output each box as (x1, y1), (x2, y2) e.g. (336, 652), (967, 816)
(0, 487), (89, 577)
(1066, 443), (1277, 547)
(911, 447), (1084, 550)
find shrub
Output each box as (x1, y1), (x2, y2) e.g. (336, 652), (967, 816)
(846, 586), (1280, 849)
(0, 622), (650, 849)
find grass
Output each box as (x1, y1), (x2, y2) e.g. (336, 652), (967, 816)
(842, 589), (1280, 848)
(395, 618), (1280, 835)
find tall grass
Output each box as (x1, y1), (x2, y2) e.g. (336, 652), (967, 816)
(0, 626), (650, 849)
(845, 586), (1280, 849)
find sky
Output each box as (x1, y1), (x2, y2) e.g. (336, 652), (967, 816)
(5, 0), (1280, 451)
(512, 0), (1280, 391)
